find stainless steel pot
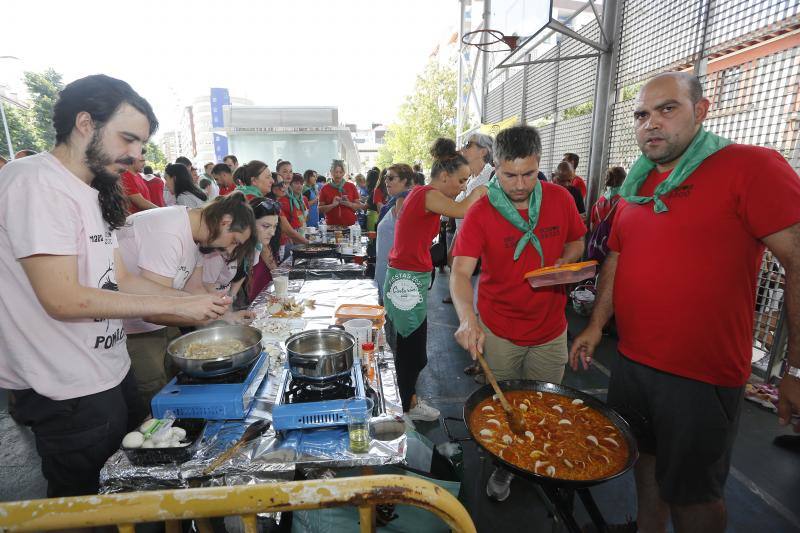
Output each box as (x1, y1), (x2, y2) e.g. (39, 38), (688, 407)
(168, 325), (263, 378)
(285, 325), (355, 381)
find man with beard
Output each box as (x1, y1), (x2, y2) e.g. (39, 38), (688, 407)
(570, 72), (800, 532)
(450, 126), (585, 501)
(117, 192), (258, 405)
(0, 74), (231, 497)
(121, 147), (158, 213)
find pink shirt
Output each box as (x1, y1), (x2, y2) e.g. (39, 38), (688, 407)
(118, 206), (200, 334)
(0, 153), (130, 400)
(202, 252), (238, 293)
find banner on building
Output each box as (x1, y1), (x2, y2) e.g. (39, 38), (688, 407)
(479, 116), (519, 136)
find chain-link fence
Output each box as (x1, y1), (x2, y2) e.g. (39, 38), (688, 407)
(473, 0), (800, 378)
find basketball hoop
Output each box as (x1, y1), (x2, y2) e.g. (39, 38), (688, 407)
(462, 29), (519, 53)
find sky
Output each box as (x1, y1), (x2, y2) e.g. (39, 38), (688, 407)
(0, 0), (458, 140)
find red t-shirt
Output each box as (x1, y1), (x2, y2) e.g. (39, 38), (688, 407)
(121, 171), (152, 213)
(218, 183), (236, 196)
(373, 187), (386, 207)
(608, 144), (800, 387)
(572, 176), (587, 199)
(388, 185), (440, 272)
(278, 195), (309, 229)
(453, 183), (586, 345)
(143, 176), (165, 208)
(319, 181), (360, 226)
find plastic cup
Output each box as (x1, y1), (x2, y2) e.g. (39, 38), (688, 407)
(345, 397), (374, 453)
(343, 318), (372, 358)
(273, 267), (290, 297)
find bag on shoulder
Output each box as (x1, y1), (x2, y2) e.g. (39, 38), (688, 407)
(587, 198), (619, 263)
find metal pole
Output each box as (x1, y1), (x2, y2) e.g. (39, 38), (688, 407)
(480, 0), (491, 123)
(457, 0), (466, 146)
(0, 99), (13, 160)
(585, 0), (622, 213)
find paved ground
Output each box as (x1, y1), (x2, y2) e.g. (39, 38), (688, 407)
(2, 271), (799, 532)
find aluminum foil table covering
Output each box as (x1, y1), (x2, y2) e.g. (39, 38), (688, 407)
(100, 279), (405, 494)
(288, 258), (366, 280)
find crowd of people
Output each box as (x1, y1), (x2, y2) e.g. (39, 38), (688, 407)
(0, 70), (799, 533)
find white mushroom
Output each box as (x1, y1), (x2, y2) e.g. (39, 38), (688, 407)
(481, 405), (495, 413)
(587, 435), (599, 446)
(519, 403), (528, 412)
(545, 465), (556, 477)
(563, 459), (574, 468)
(479, 429), (494, 438)
(603, 437), (620, 448)
(122, 432), (144, 449)
(571, 399), (584, 406)
(536, 392), (543, 399)
(525, 431), (535, 441)
(534, 460), (549, 472)
(552, 405), (563, 413)
(487, 418), (502, 427)
(558, 419), (572, 425)
(502, 434), (513, 445)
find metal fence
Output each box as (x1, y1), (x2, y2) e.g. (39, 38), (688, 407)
(467, 0), (800, 379)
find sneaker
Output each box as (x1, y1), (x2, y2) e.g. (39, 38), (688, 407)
(408, 400), (440, 422)
(486, 467), (514, 502)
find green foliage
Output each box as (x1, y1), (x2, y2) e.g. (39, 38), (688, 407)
(0, 103), (39, 158)
(144, 141), (166, 172)
(621, 81), (645, 102)
(377, 60), (458, 169)
(23, 69), (63, 150)
(562, 101), (593, 120)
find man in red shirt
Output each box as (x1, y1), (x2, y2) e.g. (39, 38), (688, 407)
(121, 151), (157, 213)
(451, 125), (586, 501)
(141, 165), (165, 208)
(319, 159), (364, 226)
(563, 152), (586, 199)
(212, 163), (236, 196)
(571, 72), (800, 533)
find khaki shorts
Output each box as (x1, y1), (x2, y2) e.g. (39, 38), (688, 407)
(127, 328), (171, 408)
(479, 317), (568, 384)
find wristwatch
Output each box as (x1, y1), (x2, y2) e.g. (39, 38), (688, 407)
(787, 364), (800, 379)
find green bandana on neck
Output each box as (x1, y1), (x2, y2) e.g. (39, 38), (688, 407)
(603, 186), (620, 201)
(236, 185), (263, 198)
(303, 185), (316, 196)
(330, 179), (345, 193)
(287, 190), (306, 217)
(487, 176), (544, 265)
(619, 127), (731, 213)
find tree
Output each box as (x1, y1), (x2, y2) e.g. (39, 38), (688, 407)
(377, 60), (458, 169)
(144, 141), (166, 172)
(24, 68), (63, 151)
(0, 104), (40, 158)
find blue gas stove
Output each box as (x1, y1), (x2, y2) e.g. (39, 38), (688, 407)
(151, 352), (269, 420)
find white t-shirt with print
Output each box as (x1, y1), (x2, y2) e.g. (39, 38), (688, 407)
(118, 206), (200, 334)
(0, 153), (130, 400)
(202, 252), (238, 293)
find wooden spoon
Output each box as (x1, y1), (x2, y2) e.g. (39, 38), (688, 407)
(475, 350), (526, 435)
(202, 419), (270, 476)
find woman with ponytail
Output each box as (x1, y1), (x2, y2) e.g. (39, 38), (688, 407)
(383, 138), (486, 421)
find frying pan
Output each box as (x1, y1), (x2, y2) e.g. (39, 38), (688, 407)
(291, 243), (340, 262)
(463, 379), (638, 488)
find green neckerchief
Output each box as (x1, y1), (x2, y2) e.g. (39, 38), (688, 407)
(287, 189), (307, 220)
(486, 176), (544, 265)
(619, 127), (731, 213)
(329, 179), (346, 193)
(236, 185), (263, 198)
(303, 184), (316, 197)
(603, 186), (621, 201)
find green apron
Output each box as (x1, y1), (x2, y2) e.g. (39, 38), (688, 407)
(383, 267), (430, 337)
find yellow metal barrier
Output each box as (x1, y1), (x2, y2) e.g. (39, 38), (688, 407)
(0, 474), (476, 533)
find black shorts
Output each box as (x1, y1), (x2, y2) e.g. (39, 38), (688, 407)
(13, 369), (146, 497)
(607, 354), (743, 505)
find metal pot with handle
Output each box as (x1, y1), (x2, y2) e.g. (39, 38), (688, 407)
(286, 325), (355, 381)
(168, 325), (263, 378)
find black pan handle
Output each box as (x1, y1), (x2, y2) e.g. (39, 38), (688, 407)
(201, 359), (234, 371)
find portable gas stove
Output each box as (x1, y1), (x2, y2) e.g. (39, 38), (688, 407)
(271, 361), (371, 431)
(151, 352), (269, 420)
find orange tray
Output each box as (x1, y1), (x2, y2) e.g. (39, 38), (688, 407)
(335, 304), (386, 329)
(523, 261), (598, 288)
